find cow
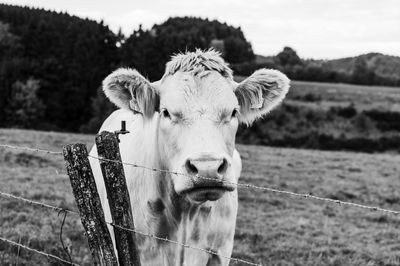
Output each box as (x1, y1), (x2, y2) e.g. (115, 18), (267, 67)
(89, 49), (289, 265)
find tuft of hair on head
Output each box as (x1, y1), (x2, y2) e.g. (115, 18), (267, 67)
(162, 48), (233, 80)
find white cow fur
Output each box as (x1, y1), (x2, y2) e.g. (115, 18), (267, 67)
(89, 49), (289, 265)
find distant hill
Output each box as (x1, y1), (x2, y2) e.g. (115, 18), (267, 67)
(247, 49), (400, 87)
(254, 52), (400, 82)
(320, 53), (400, 82)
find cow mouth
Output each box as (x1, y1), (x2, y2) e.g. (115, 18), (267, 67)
(183, 185), (235, 202)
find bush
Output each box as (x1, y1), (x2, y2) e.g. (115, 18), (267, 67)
(363, 109), (400, 131)
(330, 104), (357, 118)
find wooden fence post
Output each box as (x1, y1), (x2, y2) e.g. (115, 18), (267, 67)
(95, 131), (141, 266)
(63, 144), (118, 266)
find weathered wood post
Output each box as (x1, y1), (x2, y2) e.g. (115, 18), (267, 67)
(63, 144), (118, 266)
(95, 131), (141, 266)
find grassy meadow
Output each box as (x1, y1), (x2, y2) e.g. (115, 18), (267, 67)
(0, 128), (400, 265)
(1, 80), (400, 265)
(288, 81), (400, 112)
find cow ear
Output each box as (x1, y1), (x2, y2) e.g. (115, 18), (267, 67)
(103, 68), (159, 118)
(235, 69), (290, 125)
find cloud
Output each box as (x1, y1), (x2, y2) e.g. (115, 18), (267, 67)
(107, 9), (167, 34)
(3, 0), (400, 58)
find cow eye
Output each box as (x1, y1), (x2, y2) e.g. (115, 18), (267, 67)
(231, 109), (239, 118)
(161, 109), (171, 119)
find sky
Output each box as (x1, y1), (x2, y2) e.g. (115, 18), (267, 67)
(3, 0), (400, 59)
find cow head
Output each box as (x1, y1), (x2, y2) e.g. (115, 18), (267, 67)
(103, 50), (289, 203)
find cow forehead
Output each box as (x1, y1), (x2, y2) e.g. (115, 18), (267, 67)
(159, 71), (238, 110)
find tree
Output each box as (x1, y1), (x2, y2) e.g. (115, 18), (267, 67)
(352, 57), (375, 85)
(0, 21), (20, 56)
(121, 17), (255, 80)
(4, 78), (45, 128)
(210, 39), (225, 56)
(275, 47), (302, 66)
(0, 4), (120, 131)
(0, 21), (24, 126)
(224, 35), (254, 63)
(79, 86), (116, 133)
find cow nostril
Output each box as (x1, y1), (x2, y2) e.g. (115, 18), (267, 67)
(185, 160), (198, 175)
(217, 158), (228, 175)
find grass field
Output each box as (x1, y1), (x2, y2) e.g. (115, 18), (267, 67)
(1, 128), (400, 265)
(233, 79), (400, 153)
(288, 81), (400, 112)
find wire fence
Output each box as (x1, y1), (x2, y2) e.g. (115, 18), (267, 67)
(0, 190), (261, 266)
(88, 154), (400, 215)
(0, 144), (62, 155)
(1, 142), (400, 266)
(2, 143), (400, 215)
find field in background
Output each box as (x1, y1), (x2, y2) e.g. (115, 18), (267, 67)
(1, 129), (400, 265)
(288, 81), (400, 112)
(234, 79), (400, 153)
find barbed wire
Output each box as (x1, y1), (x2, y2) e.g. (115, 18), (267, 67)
(111, 224), (261, 266)
(0, 144), (62, 154)
(0, 191), (76, 215)
(0, 236), (80, 266)
(1, 143), (400, 215)
(0, 191), (260, 266)
(88, 155), (400, 216)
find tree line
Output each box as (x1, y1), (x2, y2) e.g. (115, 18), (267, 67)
(0, 4), (399, 139)
(0, 4), (254, 132)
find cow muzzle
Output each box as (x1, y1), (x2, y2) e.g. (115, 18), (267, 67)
(180, 154), (235, 202)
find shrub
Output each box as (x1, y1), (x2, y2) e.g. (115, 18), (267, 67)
(303, 93), (322, 102)
(330, 104), (357, 118)
(363, 109), (400, 131)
